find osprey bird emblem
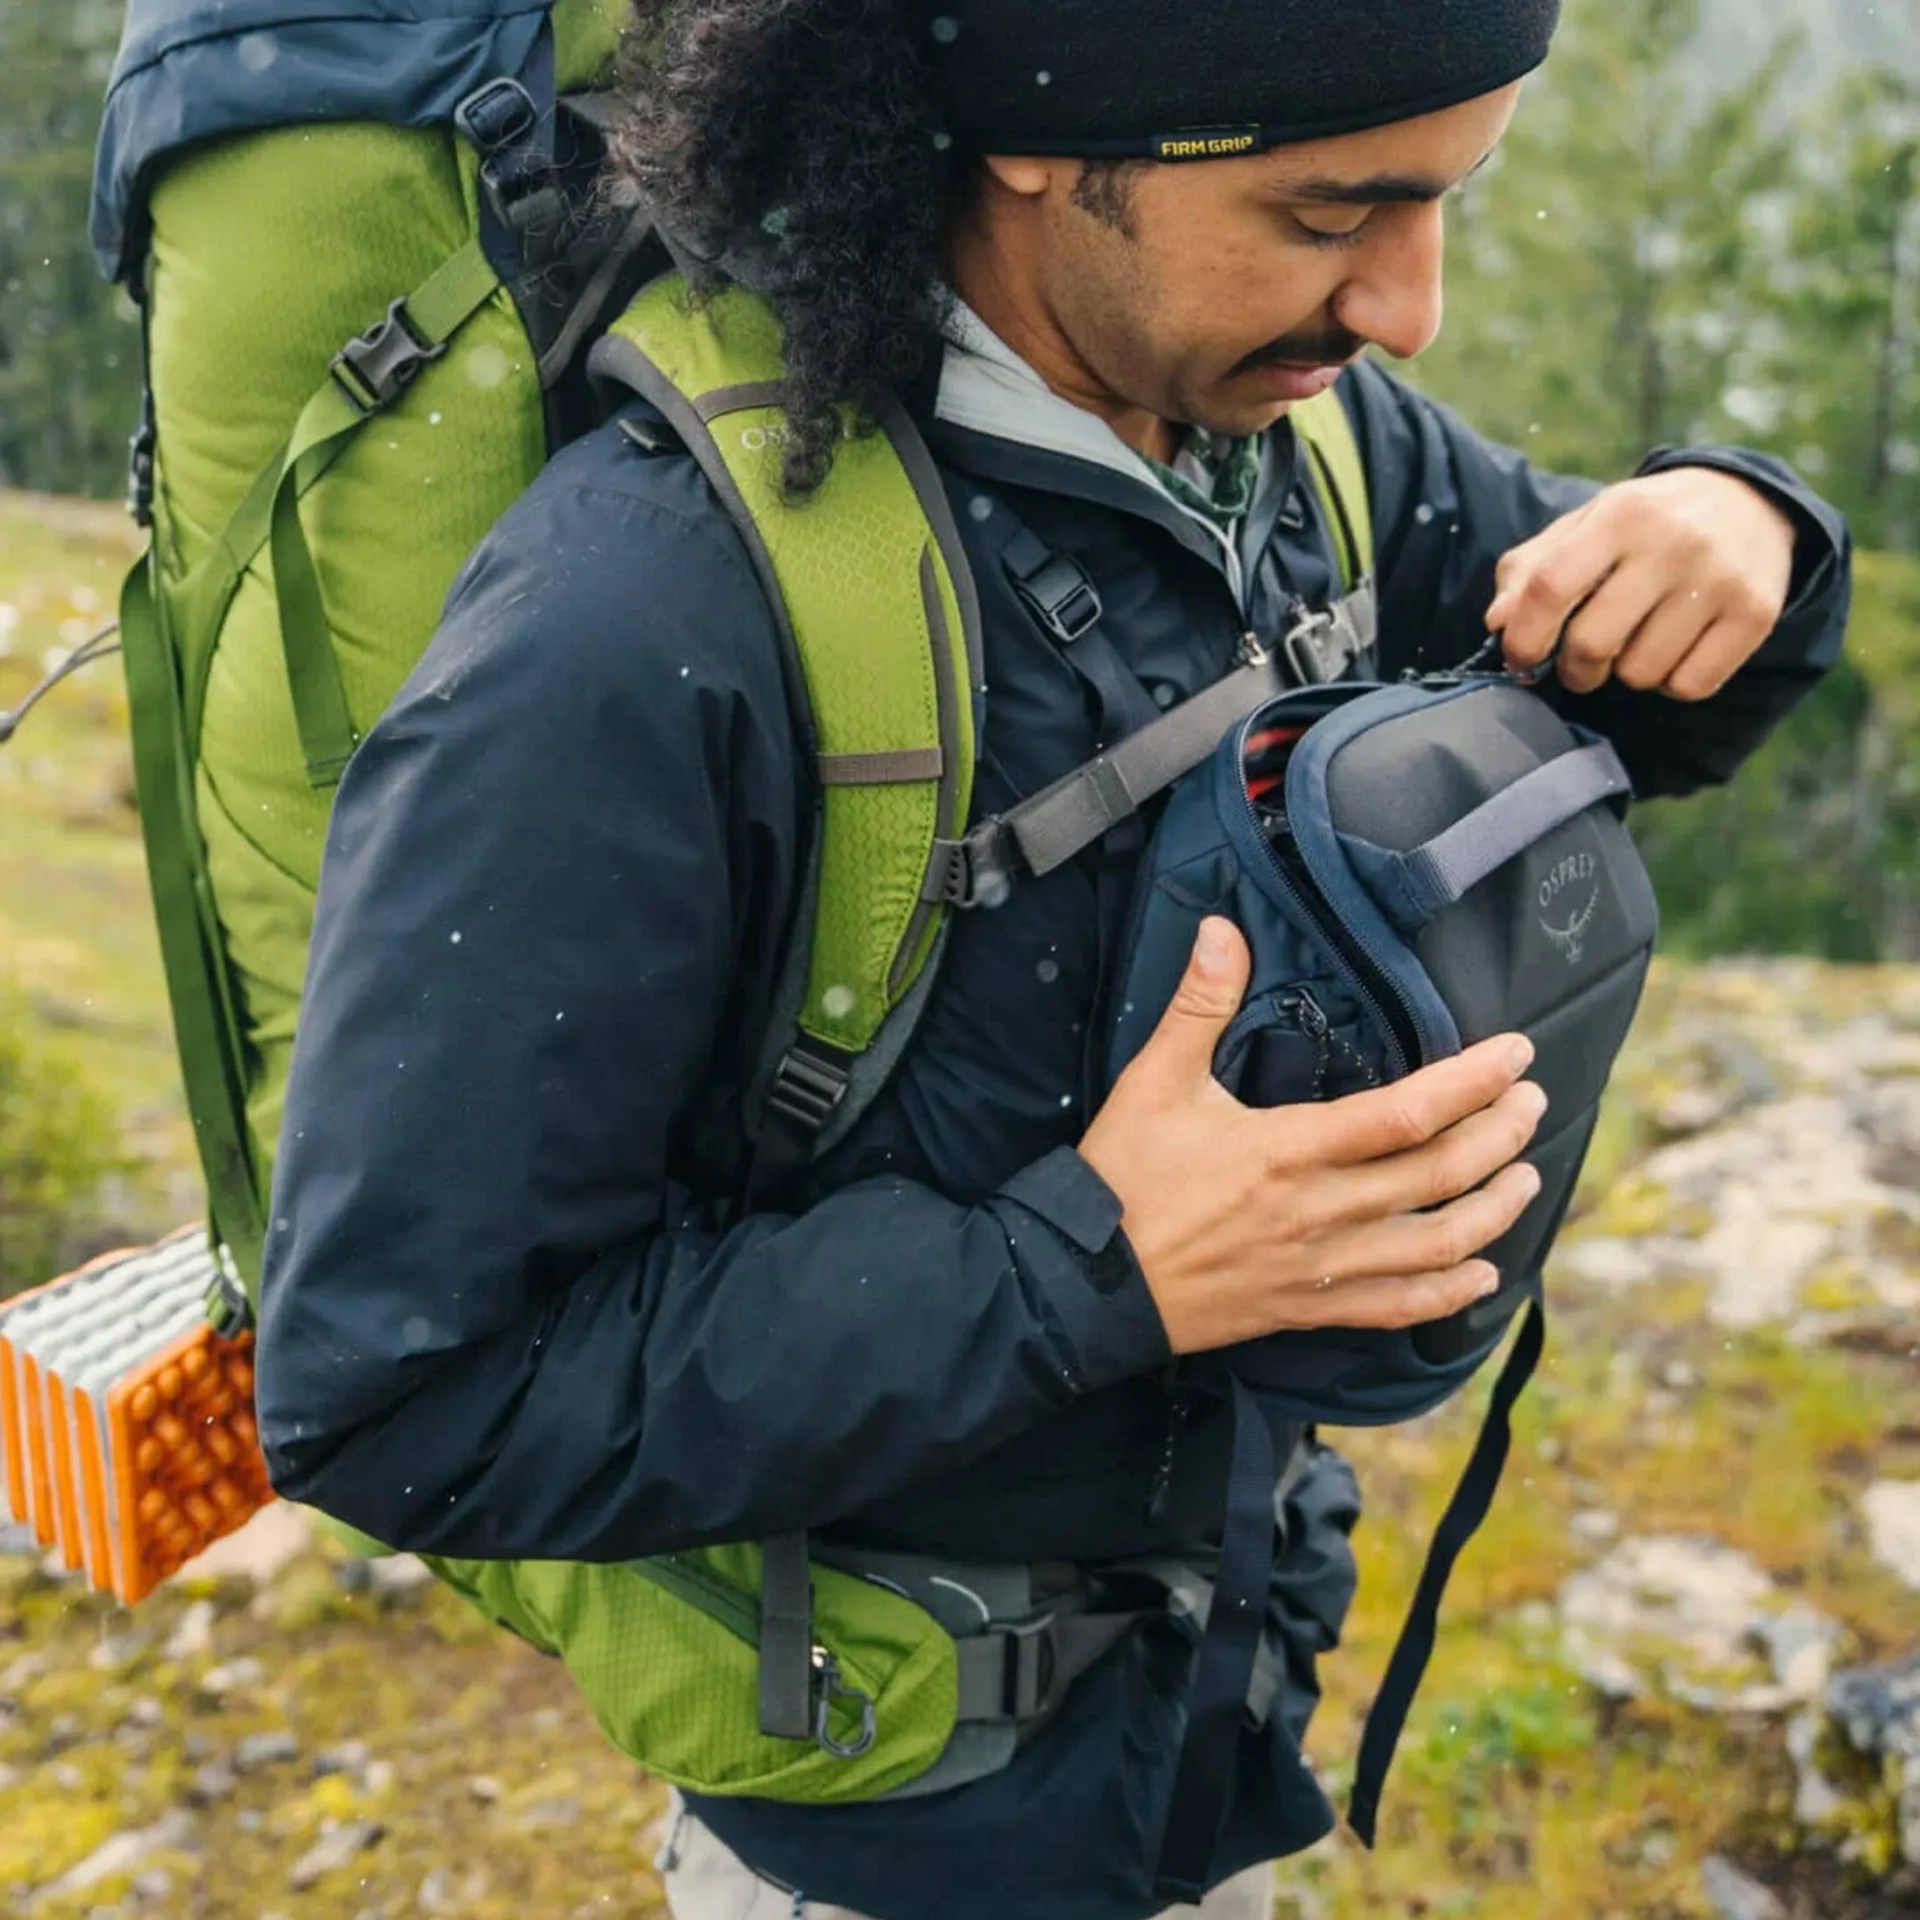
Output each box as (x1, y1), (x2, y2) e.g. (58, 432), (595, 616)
(1537, 850), (1602, 966)
(1541, 888), (1598, 965)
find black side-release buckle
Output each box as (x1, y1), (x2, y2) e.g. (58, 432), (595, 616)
(1011, 551), (1103, 646)
(455, 77), (541, 156)
(765, 1047), (851, 1139)
(329, 299), (447, 417)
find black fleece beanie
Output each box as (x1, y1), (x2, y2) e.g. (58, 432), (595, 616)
(904, 0), (1562, 158)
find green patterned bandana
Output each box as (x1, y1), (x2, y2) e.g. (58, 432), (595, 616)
(1140, 427), (1264, 529)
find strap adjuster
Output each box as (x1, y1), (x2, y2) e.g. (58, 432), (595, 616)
(995, 1615), (1058, 1719)
(925, 823), (1015, 910)
(454, 77), (541, 155)
(204, 1255), (254, 1338)
(765, 1047), (850, 1138)
(329, 298), (446, 417)
(1012, 554), (1102, 646)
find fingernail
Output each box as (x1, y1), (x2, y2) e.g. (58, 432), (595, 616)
(1195, 919), (1233, 974)
(1519, 1163), (1543, 1198)
(1524, 1081), (1550, 1118)
(1476, 1266), (1501, 1298)
(1507, 1037), (1535, 1074)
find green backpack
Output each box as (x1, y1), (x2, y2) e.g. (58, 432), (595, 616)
(97, 0), (1374, 1806)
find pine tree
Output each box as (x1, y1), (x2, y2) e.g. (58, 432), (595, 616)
(0, 1), (140, 501)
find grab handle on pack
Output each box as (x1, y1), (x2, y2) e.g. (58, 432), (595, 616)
(1343, 741), (1632, 934)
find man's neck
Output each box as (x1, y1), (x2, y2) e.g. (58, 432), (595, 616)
(948, 238), (1184, 467)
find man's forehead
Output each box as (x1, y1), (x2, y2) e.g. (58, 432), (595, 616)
(1250, 87), (1518, 203)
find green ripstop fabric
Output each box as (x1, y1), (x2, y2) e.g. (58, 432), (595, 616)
(146, 121), (547, 1187)
(601, 278), (976, 1056)
(552, 0), (628, 88)
(424, 1545), (960, 1801)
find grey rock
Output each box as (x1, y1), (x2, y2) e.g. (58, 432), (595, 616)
(511, 1794), (584, 1830)
(0, 1520), (37, 1557)
(129, 1868), (173, 1905)
(1785, 1709), (1845, 1826)
(0, 1760), (21, 1793)
(1700, 1854), (1787, 1920)
(123, 1698), (165, 1730)
(1826, 1652), (1920, 1869)
(30, 1811), (195, 1906)
(197, 1654), (266, 1696)
(232, 1730), (300, 1774)
(361, 1759), (395, 1796)
(179, 1730), (215, 1762)
(163, 1600), (217, 1663)
(313, 1740), (371, 1779)
(289, 1818), (385, 1891)
(416, 1867), (456, 1914)
(365, 1555), (434, 1598)
(466, 1774), (502, 1804)
(1864, 1481), (1920, 1591)
(235, 1809), (263, 1833)
(186, 1763), (237, 1806)
(87, 1627), (151, 1674)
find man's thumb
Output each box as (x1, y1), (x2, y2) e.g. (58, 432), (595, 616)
(1149, 916), (1250, 1081)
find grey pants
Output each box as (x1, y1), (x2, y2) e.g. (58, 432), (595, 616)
(655, 1791), (1274, 1919)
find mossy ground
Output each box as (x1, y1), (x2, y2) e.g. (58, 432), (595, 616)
(2, 490), (1915, 1917)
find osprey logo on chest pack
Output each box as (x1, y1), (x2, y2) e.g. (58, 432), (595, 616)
(1538, 848), (1604, 964)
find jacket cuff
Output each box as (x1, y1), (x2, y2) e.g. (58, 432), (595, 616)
(990, 1146), (1172, 1394)
(1634, 445), (1846, 621)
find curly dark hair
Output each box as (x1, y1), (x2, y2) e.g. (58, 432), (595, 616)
(608, 0), (1140, 496)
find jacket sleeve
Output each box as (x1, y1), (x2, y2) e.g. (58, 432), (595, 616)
(254, 452), (1170, 1562)
(1340, 359), (1852, 799)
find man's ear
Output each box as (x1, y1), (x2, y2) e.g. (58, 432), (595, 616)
(979, 153), (1058, 199)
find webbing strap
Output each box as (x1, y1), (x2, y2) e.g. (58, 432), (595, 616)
(1382, 744), (1631, 928)
(1347, 1301), (1545, 1845)
(119, 555), (267, 1287)
(952, 1611), (1142, 1722)
(270, 238), (502, 786)
(1153, 1376), (1278, 1902)
(925, 585), (1377, 909)
(757, 1530), (817, 1741)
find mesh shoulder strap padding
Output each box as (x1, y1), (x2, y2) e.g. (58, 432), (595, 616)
(588, 277), (980, 1066)
(1291, 387), (1374, 593)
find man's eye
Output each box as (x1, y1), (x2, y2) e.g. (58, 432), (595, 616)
(1291, 214), (1372, 250)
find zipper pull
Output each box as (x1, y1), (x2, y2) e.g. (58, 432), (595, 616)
(1234, 628), (1269, 669)
(1292, 987), (1330, 1040)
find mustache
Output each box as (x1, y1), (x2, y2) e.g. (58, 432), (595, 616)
(1234, 329), (1367, 375)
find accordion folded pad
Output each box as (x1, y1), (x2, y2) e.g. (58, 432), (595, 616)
(0, 1230), (272, 1602)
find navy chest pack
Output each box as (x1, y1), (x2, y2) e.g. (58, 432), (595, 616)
(916, 553), (1658, 1895)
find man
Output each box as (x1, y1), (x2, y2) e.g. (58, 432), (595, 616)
(255, 1), (1850, 1915)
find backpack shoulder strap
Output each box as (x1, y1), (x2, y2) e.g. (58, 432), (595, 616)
(1290, 387), (1374, 593)
(587, 274), (981, 1169)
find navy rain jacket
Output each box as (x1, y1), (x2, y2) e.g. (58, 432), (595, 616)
(256, 342), (1849, 1919)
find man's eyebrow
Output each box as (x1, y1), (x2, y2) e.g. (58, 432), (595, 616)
(1272, 147), (1500, 207)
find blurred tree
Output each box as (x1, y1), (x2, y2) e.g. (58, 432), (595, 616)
(0, 2), (140, 502)
(1412, 0), (1802, 486)
(1758, 67), (1919, 553)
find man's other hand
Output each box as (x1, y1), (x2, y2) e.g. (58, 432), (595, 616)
(1487, 467), (1798, 700)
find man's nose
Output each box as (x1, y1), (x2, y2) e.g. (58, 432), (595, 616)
(1332, 202), (1447, 363)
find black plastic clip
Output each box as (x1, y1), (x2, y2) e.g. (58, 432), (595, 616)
(764, 1047), (851, 1139)
(995, 1615), (1058, 1719)
(925, 824), (1015, 910)
(329, 299), (447, 417)
(1011, 550), (1103, 646)
(455, 77), (541, 158)
(204, 1256), (254, 1338)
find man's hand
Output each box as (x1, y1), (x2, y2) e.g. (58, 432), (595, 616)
(1486, 467), (1797, 700)
(1077, 918), (1546, 1356)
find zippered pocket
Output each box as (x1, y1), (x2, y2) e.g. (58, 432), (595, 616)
(1213, 985), (1383, 1106)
